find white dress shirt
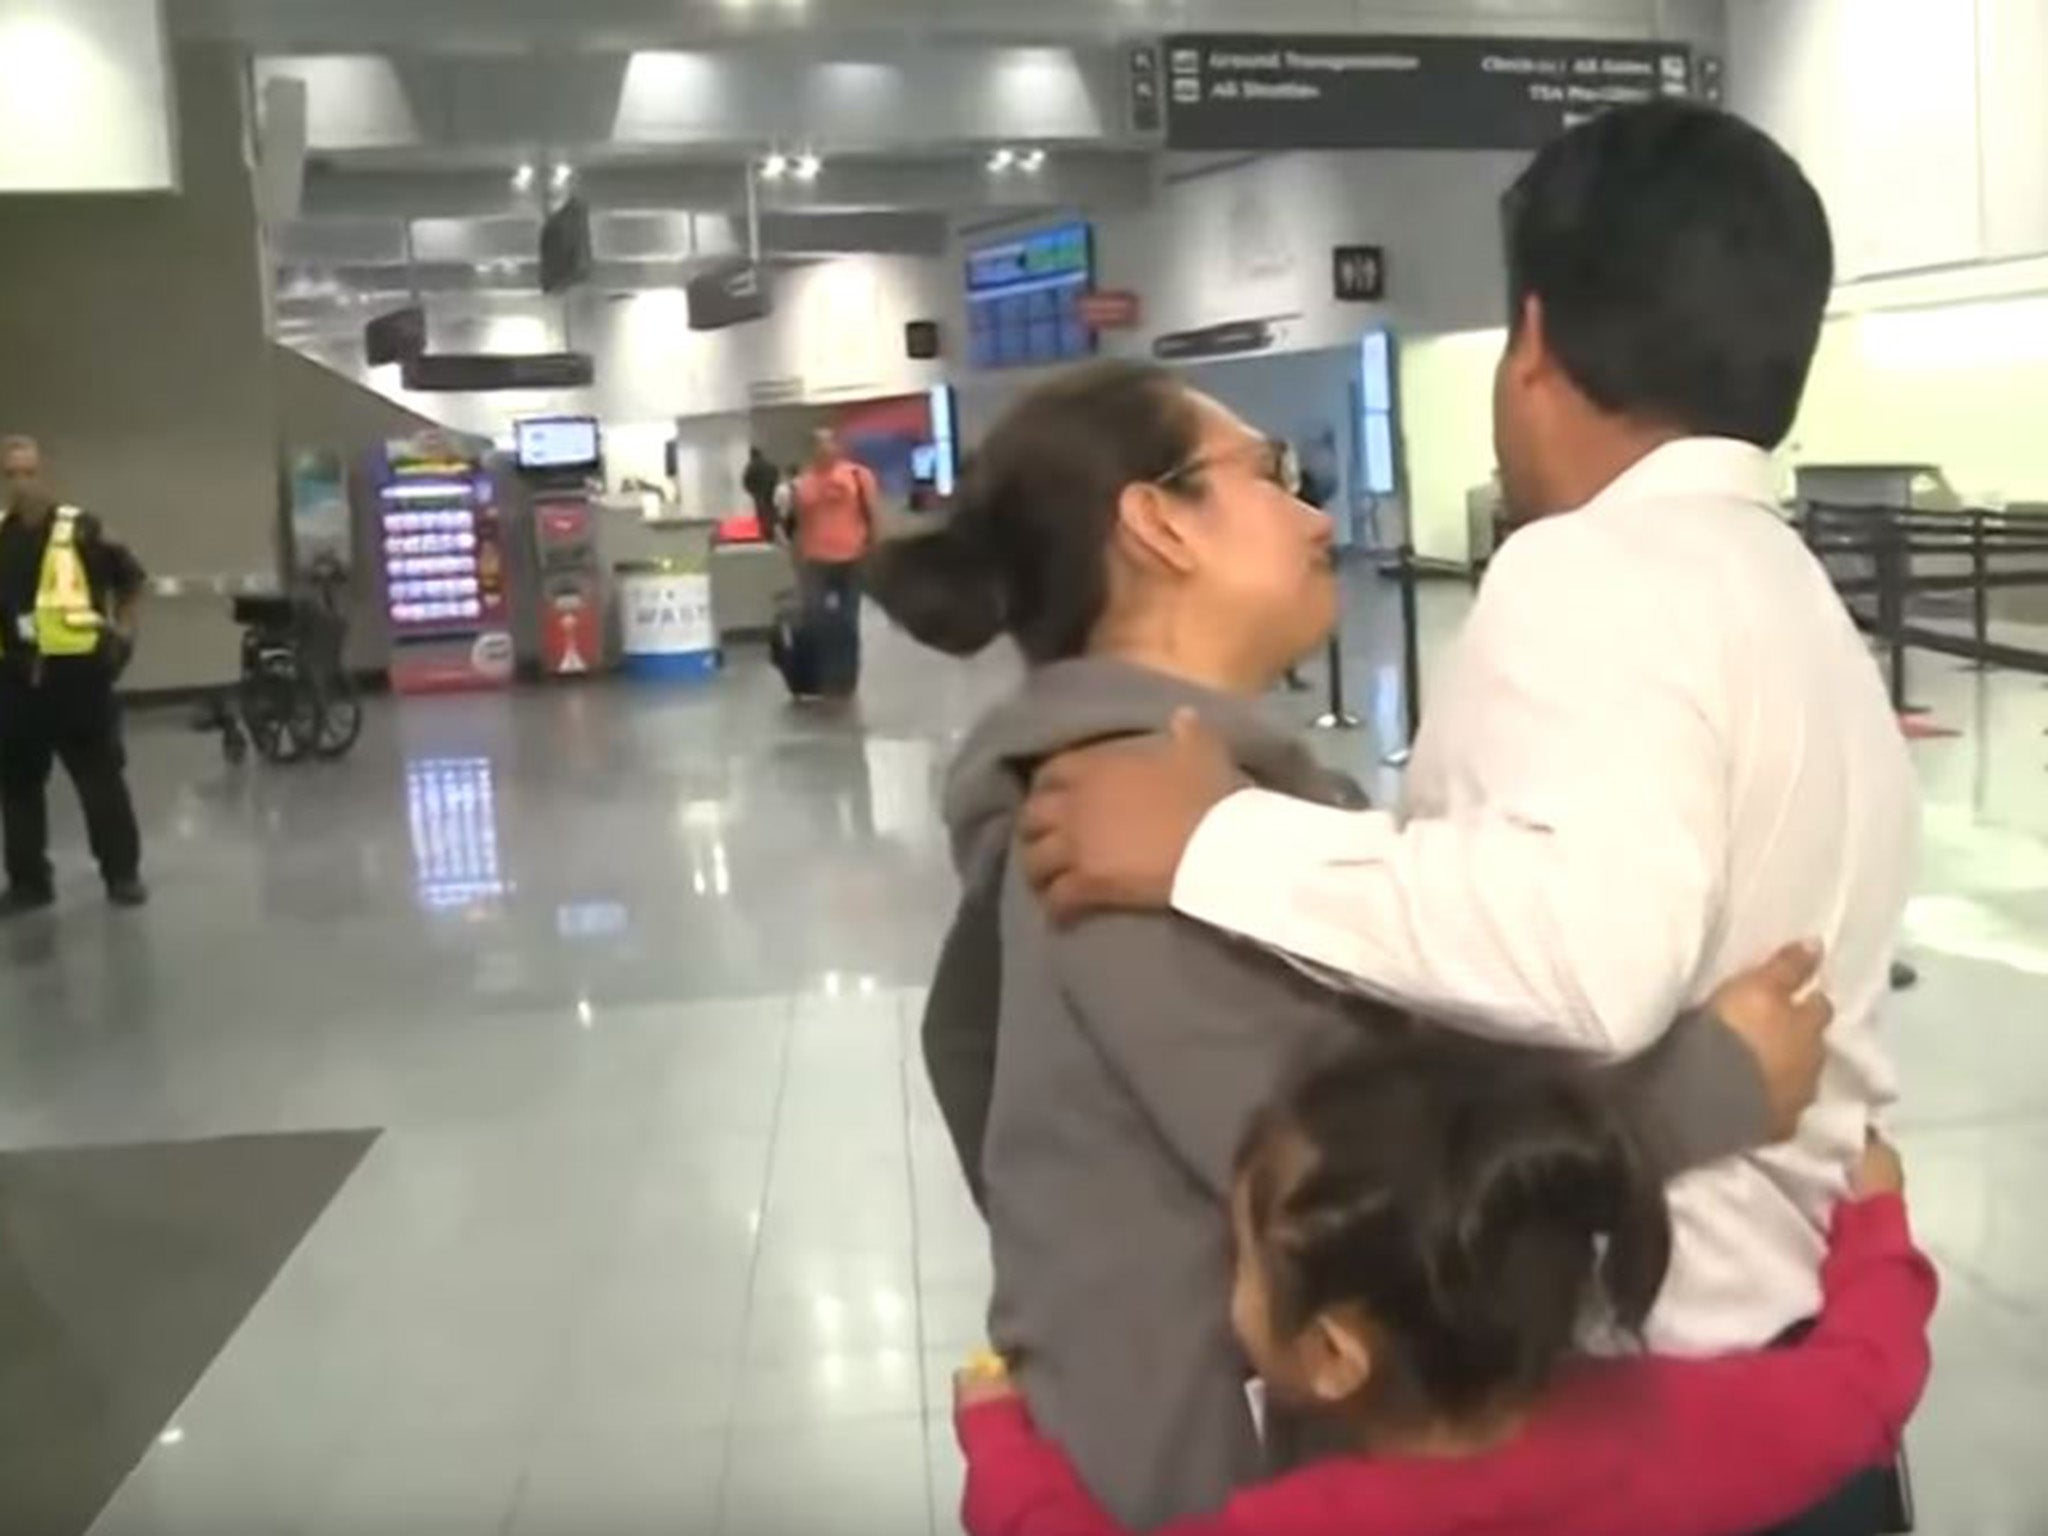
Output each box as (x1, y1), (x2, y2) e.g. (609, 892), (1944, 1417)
(1174, 437), (1918, 1353)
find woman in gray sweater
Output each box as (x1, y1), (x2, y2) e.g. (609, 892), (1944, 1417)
(869, 362), (1827, 1529)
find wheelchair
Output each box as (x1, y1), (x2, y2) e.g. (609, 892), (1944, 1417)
(199, 563), (363, 766)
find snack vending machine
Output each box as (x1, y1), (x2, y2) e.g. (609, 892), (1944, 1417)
(379, 435), (515, 694)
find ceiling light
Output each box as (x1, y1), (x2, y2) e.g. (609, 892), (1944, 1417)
(511, 162), (535, 191)
(792, 153), (822, 181)
(760, 152), (788, 180)
(987, 148), (1014, 171)
(551, 163), (573, 189)
(1020, 149), (1046, 173)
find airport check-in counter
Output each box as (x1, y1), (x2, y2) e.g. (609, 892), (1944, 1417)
(708, 540), (794, 638)
(1795, 463), (1959, 515)
(591, 499), (796, 652)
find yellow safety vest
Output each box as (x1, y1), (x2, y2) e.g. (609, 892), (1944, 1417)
(1, 506), (103, 658)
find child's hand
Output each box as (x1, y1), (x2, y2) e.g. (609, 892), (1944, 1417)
(1852, 1132), (1905, 1198)
(954, 1348), (1021, 1411)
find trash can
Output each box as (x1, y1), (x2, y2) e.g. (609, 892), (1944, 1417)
(616, 557), (720, 681)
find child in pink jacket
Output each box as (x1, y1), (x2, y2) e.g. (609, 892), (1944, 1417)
(957, 1038), (1933, 1536)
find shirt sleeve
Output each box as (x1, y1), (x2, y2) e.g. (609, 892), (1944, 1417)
(1056, 919), (1766, 1198)
(1048, 910), (1356, 1198)
(80, 516), (147, 597)
(1171, 526), (1729, 1055)
(1621, 1193), (1936, 1536)
(957, 1400), (1239, 1536)
(1607, 1007), (1771, 1175)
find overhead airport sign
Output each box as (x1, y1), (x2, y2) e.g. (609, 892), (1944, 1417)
(1078, 290), (1143, 330)
(1162, 35), (1692, 152)
(1153, 318), (1282, 362)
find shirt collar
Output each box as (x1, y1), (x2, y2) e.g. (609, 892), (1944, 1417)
(1579, 436), (1780, 516)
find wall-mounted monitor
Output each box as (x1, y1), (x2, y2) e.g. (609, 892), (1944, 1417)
(515, 415), (602, 472)
(964, 221), (1097, 372)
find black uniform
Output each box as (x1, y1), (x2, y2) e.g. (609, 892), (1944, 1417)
(0, 510), (146, 897)
(741, 452), (781, 541)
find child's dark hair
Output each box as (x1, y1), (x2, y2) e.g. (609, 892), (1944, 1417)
(867, 361), (1201, 665)
(1239, 1037), (1671, 1426)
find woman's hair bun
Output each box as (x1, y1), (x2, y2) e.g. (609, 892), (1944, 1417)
(866, 464), (1006, 657)
(871, 362), (1199, 665)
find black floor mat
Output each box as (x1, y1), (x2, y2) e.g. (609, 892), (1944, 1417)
(0, 1129), (377, 1536)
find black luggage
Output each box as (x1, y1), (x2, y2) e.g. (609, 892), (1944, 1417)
(771, 584), (859, 700)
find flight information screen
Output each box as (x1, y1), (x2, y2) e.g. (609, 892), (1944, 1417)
(965, 221), (1097, 371)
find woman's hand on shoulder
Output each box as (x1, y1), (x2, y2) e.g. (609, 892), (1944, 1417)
(1018, 709), (1241, 924)
(1708, 941), (1832, 1142)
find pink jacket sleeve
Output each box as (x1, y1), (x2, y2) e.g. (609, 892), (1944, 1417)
(957, 1401), (1239, 1536)
(1624, 1192), (1938, 1536)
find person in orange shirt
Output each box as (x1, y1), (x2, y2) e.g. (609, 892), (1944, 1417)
(790, 428), (879, 698)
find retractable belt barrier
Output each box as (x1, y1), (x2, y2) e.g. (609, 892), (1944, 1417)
(1799, 502), (2048, 712)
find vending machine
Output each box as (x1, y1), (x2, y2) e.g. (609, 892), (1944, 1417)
(513, 416), (606, 680)
(378, 434), (515, 694)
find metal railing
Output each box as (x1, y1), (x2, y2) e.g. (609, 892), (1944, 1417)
(1799, 503), (2048, 711)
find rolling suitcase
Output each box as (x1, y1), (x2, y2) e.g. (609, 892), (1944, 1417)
(770, 591), (820, 699)
(771, 585), (859, 700)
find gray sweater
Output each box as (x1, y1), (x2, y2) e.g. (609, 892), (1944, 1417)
(926, 658), (1772, 1528)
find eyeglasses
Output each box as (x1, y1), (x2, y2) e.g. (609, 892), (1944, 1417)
(1157, 438), (1302, 498)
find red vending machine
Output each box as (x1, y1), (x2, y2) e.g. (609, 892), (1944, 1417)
(514, 416), (607, 680)
(378, 434), (515, 694)
(535, 498), (601, 677)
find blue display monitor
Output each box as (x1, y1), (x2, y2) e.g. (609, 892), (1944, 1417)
(965, 221), (1098, 372)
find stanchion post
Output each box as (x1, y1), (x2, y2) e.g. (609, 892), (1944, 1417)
(1970, 507), (1992, 670)
(1312, 632), (1357, 729)
(1876, 512), (1914, 714)
(1399, 542), (1422, 745)
(1373, 543), (1423, 766)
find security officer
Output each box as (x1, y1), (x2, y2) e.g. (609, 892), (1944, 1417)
(0, 435), (147, 914)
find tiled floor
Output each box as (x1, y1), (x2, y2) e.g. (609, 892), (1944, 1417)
(0, 577), (2041, 1534)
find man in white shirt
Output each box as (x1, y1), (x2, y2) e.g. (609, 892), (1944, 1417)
(1019, 102), (1917, 1535)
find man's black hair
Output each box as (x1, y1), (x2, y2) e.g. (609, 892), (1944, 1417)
(1502, 100), (1833, 448)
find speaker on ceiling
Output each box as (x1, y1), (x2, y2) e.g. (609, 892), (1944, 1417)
(906, 320), (942, 360)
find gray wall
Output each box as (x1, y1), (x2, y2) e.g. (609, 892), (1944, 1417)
(0, 41), (276, 692)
